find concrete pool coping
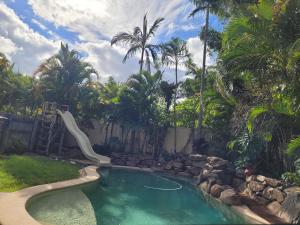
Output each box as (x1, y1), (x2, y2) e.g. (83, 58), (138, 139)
(0, 164), (272, 225)
(0, 165), (100, 225)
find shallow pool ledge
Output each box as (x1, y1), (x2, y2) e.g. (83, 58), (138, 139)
(0, 166), (100, 225)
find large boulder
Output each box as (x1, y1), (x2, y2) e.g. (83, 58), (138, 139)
(263, 187), (285, 203)
(199, 180), (210, 193)
(210, 184), (225, 198)
(248, 181), (265, 192)
(250, 195), (271, 206)
(192, 161), (207, 168)
(188, 167), (202, 176)
(189, 154), (207, 161)
(278, 188), (300, 223)
(267, 201), (283, 216)
(173, 161), (184, 170)
(265, 177), (282, 188)
(219, 189), (241, 205)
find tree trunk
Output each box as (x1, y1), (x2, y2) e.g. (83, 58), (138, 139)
(174, 61), (178, 153)
(195, 6), (209, 150)
(140, 48), (145, 74)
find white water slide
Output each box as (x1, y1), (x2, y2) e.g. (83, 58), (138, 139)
(57, 110), (111, 166)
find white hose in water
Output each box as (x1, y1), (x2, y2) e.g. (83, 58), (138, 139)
(144, 174), (182, 191)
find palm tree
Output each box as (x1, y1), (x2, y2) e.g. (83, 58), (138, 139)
(111, 14), (164, 74)
(161, 37), (190, 152)
(160, 81), (176, 113)
(125, 71), (162, 125)
(189, 0), (212, 136)
(189, 0), (258, 149)
(34, 43), (98, 111)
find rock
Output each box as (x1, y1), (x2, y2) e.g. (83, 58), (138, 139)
(199, 181), (210, 193)
(210, 184), (225, 198)
(173, 161), (184, 169)
(207, 156), (223, 164)
(267, 201), (283, 216)
(256, 175), (266, 182)
(188, 167), (202, 176)
(284, 186), (300, 194)
(246, 175), (256, 182)
(177, 171), (192, 177)
(243, 188), (252, 196)
(189, 154), (207, 161)
(265, 177), (282, 188)
(126, 160), (138, 167)
(251, 195), (271, 206)
(184, 159), (192, 166)
(204, 163), (214, 171)
(164, 161), (173, 170)
(279, 189), (300, 224)
(192, 161), (207, 168)
(212, 160), (228, 170)
(248, 181), (265, 192)
(196, 174), (204, 185)
(202, 169), (211, 178)
(112, 159), (125, 165)
(219, 189), (241, 205)
(263, 187), (285, 203)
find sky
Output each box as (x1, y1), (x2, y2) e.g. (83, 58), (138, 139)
(0, 0), (224, 83)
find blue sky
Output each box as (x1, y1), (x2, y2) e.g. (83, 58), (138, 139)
(0, 0), (223, 82)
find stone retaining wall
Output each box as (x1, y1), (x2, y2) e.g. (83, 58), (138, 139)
(111, 152), (300, 224)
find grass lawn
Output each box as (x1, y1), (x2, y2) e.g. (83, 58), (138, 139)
(0, 155), (80, 192)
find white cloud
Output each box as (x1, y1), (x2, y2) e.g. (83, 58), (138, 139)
(0, 0), (211, 83)
(0, 2), (59, 74)
(187, 37), (213, 67)
(0, 36), (18, 59)
(28, 0), (192, 42)
(77, 41), (138, 82)
(31, 18), (47, 30)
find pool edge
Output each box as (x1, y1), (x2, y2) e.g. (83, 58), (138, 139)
(0, 165), (100, 225)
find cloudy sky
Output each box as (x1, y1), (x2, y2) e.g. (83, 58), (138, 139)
(0, 0), (223, 82)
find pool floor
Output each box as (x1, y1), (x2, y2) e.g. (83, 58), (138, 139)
(28, 168), (245, 225)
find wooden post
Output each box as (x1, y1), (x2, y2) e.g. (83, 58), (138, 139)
(28, 116), (39, 152)
(0, 115), (12, 153)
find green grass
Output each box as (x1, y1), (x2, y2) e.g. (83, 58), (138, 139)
(0, 155), (80, 192)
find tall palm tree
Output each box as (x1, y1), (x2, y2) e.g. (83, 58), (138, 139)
(161, 37), (190, 152)
(189, 0), (258, 149)
(34, 43), (98, 111)
(111, 14), (164, 74)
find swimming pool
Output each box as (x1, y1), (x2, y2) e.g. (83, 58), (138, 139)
(27, 168), (246, 225)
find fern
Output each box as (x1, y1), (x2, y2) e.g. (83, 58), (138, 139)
(287, 136), (300, 156)
(247, 105), (269, 134)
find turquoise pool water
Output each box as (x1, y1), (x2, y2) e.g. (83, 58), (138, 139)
(28, 168), (246, 225)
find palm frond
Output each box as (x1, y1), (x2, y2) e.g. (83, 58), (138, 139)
(247, 105), (270, 134)
(287, 136), (300, 157)
(111, 32), (136, 46)
(147, 17), (164, 39)
(123, 45), (141, 63)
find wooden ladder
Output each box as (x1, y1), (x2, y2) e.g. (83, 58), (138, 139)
(35, 102), (58, 155)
